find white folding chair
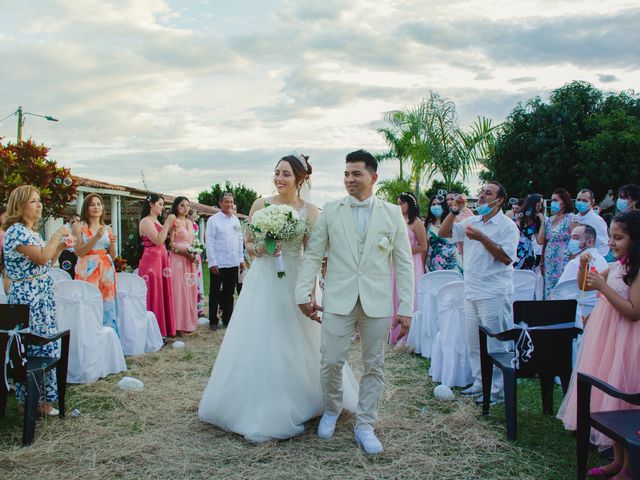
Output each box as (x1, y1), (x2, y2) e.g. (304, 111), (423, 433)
(116, 272), (163, 355)
(54, 280), (127, 383)
(512, 270), (537, 302)
(50, 267), (72, 282)
(416, 270), (463, 358)
(430, 281), (473, 387)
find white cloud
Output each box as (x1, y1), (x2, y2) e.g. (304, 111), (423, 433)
(0, 0), (638, 207)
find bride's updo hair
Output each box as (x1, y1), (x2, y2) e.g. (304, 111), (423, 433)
(277, 153), (312, 190)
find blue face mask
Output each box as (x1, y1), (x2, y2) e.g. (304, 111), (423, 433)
(616, 198), (629, 211)
(575, 200), (590, 213)
(430, 205), (443, 217)
(567, 239), (583, 255)
(475, 200), (495, 216)
(550, 201), (561, 214)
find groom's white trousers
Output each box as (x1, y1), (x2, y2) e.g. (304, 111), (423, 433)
(321, 299), (390, 431)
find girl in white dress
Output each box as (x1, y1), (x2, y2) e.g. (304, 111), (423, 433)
(198, 154), (358, 443)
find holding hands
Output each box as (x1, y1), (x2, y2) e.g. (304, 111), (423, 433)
(298, 300), (323, 323)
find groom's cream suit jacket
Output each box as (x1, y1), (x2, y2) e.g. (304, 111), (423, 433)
(296, 196), (414, 318)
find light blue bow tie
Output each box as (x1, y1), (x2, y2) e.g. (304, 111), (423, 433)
(350, 198), (370, 208)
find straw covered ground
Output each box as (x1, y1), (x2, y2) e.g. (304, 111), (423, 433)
(0, 325), (588, 480)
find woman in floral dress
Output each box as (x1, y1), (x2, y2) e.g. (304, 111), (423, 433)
(542, 188), (575, 298)
(2, 186), (70, 415)
(73, 193), (119, 334)
(514, 194), (546, 270)
(425, 195), (462, 273)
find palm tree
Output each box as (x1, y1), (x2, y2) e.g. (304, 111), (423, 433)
(378, 92), (498, 196)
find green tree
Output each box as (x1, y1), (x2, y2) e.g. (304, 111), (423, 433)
(0, 138), (77, 222)
(198, 181), (259, 215)
(376, 176), (430, 213)
(481, 81), (640, 199)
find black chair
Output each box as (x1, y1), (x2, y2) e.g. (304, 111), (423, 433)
(479, 299), (580, 440)
(0, 304), (71, 446)
(577, 373), (640, 480)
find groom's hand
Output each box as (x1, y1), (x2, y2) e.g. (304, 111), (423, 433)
(394, 315), (411, 340)
(298, 302), (323, 323)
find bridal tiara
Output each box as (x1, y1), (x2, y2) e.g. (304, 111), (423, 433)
(289, 151), (310, 172)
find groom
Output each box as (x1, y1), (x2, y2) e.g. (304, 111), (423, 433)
(295, 149), (414, 454)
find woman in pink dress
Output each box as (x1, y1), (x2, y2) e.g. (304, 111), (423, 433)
(169, 197), (198, 334)
(389, 192), (427, 345)
(557, 210), (640, 480)
(138, 193), (177, 338)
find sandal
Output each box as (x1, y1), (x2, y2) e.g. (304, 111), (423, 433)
(587, 463), (622, 478)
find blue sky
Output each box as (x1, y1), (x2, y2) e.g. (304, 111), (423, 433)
(1, 0), (638, 206)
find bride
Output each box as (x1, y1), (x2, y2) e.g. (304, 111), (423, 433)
(198, 153), (359, 443)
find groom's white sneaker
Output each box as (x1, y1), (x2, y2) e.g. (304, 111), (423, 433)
(354, 428), (383, 455)
(317, 412), (339, 439)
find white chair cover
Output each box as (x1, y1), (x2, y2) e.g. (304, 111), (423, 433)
(50, 267), (72, 283)
(413, 270), (463, 358)
(512, 270), (537, 302)
(0, 279), (7, 304)
(54, 280), (127, 383)
(406, 272), (428, 351)
(534, 270), (544, 300)
(430, 281), (473, 387)
(116, 272), (163, 355)
(550, 278), (598, 367)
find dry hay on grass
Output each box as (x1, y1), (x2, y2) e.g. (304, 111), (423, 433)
(1, 328), (544, 480)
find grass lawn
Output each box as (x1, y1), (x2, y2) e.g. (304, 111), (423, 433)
(0, 324), (603, 479)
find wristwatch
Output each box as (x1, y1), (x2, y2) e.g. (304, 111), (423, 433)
(450, 207), (460, 216)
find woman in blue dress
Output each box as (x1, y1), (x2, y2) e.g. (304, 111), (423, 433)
(2, 186), (70, 416)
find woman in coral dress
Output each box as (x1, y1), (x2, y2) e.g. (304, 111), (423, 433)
(557, 210), (640, 480)
(389, 192), (427, 345)
(73, 193), (119, 334)
(138, 194), (177, 338)
(169, 197), (198, 334)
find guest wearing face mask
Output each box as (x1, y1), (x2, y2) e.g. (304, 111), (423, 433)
(513, 194), (546, 271)
(541, 188), (575, 298)
(425, 195), (462, 273)
(557, 224), (608, 286)
(573, 189), (610, 258)
(616, 184), (639, 213)
(439, 181), (520, 405)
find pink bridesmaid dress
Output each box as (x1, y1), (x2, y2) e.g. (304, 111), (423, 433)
(389, 224), (424, 345)
(557, 261), (640, 448)
(170, 221), (198, 333)
(139, 223), (176, 337)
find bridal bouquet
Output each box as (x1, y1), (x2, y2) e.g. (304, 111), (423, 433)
(187, 238), (204, 255)
(247, 204), (308, 278)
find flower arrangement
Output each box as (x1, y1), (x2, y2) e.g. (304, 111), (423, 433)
(247, 203), (309, 278)
(187, 238), (204, 255)
(113, 256), (128, 272)
(378, 233), (393, 252)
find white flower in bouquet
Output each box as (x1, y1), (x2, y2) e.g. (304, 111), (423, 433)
(247, 203), (309, 278)
(188, 238), (204, 255)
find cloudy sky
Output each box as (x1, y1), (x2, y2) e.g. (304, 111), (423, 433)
(1, 0), (638, 206)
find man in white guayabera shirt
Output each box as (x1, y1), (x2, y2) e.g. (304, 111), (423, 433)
(439, 181), (520, 406)
(205, 192), (244, 330)
(573, 189), (610, 257)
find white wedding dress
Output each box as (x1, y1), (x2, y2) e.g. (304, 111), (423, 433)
(198, 204), (359, 443)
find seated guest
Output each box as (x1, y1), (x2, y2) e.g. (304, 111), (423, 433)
(574, 189), (610, 257)
(557, 224), (608, 285)
(616, 183), (639, 213)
